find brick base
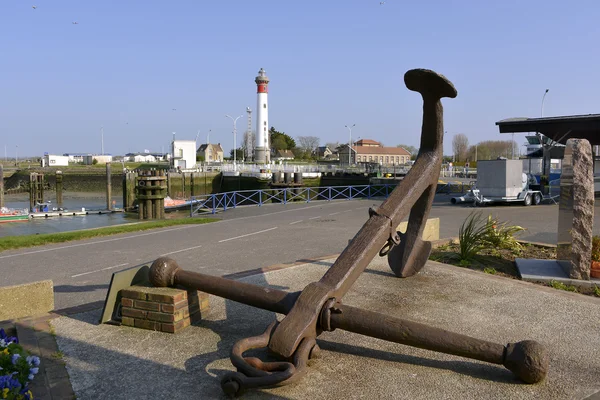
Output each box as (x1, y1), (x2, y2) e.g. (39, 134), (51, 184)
(120, 286), (209, 333)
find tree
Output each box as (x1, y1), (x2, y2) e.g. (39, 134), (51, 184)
(92, 158), (98, 165)
(269, 127), (296, 151)
(229, 148), (244, 160)
(297, 136), (320, 155)
(397, 144), (418, 159)
(467, 140), (516, 161)
(452, 134), (469, 162)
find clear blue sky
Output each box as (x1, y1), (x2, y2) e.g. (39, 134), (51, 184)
(2, 0), (599, 158)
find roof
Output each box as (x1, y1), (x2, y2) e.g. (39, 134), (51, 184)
(198, 143), (224, 153)
(274, 149), (295, 158)
(353, 146), (411, 156)
(496, 114), (600, 145)
(355, 139), (381, 146)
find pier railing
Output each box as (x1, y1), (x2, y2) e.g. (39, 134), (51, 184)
(190, 184), (398, 216)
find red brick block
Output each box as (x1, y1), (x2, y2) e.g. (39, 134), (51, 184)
(147, 309), (187, 323)
(121, 298), (134, 308)
(161, 299), (188, 313)
(122, 307), (148, 319)
(121, 288), (147, 300)
(121, 317), (135, 327)
(147, 290), (186, 304)
(134, 319), (160, 331)
(134, 300), (160, 312)
(161, 318), (190, 334)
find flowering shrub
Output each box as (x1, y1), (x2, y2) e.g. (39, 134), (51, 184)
(0, 329), (39, 400)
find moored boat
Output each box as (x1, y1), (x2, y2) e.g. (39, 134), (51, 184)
(0, 207), (30, 223)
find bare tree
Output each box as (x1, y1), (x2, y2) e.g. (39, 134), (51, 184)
(452, 134), (469, 162)
(297, 136), (320, 155)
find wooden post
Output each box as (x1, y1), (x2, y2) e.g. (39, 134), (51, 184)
(56, 171), (63, 208)
(106, 163), (112, 211)
(0, 164), (4, 208)
(29, 173), (35, 212)
(167, 171), (172, 197)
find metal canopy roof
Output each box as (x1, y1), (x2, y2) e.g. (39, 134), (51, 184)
(496, 114), (600, 145)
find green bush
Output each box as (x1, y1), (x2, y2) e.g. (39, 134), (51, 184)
(591, 236), (600, 262)
(482, 215), (525, 250)
(458, 212), (488, 262)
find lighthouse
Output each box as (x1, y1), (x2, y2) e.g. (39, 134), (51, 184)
(254, 68), (270, 163)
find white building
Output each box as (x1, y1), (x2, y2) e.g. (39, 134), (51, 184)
(254, 68), (270, 163)
(63, 153), (86, 163)
(83, 155), (113, 165)
(41, 154), (69, 167)
(131, 154), (156, 163)
(172, 140), (197, 170)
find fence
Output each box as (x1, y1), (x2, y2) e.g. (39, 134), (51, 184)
(190, 184), (398, 216)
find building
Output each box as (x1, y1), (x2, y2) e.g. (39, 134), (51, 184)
(197, 143), (224, 163)
(172, 140), (197, 170)
(316, 146), (333, 159)
(83, 155), (113, 165)
(125, 153), (156, 163)
(63, 153), (87, 163)
(273, 149), (295, 162)
(41, 154), (69, 167)
(338, 139), (411, 165)
(254, 68), (270, 163)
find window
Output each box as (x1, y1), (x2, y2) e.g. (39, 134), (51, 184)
(357, 156), (361, 162)
(385, 156), (389, 163)
(263, 104), (267, 108)
(380, 156), (383, 163)
(369, 156), (373, 161)
(264, 121), (266, 126)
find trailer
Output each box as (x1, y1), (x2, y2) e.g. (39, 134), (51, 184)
(471, 159), (542, 206)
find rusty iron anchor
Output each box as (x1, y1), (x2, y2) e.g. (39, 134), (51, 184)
(149, 69), (550, 397)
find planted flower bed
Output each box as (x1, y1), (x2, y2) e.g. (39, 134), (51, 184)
(429, 212), (600, 298)
(0, 329), (40, 400)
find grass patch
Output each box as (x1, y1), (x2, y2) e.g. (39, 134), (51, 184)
(0, 217), (217, 252)
(548, 280), (578, 293)
(51, 351), (64, 359)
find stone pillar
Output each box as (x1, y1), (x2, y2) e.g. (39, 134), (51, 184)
(106, 163), (112, 211)
(0, 164), (4, 208)
(56, 171), (63, 208)
(557, 138), (594, 280)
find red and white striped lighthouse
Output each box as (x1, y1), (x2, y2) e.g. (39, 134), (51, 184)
(255, 68), (270, 163)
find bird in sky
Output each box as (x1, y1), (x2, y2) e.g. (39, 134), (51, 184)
(32, 5), (37, 9)
(380, 1), (385, 4)
(172, 108), (177, 111)
(72, 21), (79, 25)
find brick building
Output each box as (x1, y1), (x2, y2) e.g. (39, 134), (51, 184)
(338, 139), (411, 165)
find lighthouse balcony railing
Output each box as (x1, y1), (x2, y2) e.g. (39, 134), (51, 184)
(190, 183), (397, 216)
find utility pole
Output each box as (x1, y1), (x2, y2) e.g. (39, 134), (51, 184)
(345, 124), (355, 166)
(225, 114), (243, 171)
(101, 126), (104, 155)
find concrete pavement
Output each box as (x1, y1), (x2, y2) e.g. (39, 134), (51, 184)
(51, 257), (600, 399)
(3, 195), (600, 310)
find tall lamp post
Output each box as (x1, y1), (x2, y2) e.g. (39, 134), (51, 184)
(345, 124), (355, 166)
(226, 114), (243, 171)
(540, 89), (550, 175)
(541, 89), (549, 117)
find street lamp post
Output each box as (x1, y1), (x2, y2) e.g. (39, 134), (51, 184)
(345, 124), (355, 166)
(226, 114), (243, 171)
(541, 89), (549, 117)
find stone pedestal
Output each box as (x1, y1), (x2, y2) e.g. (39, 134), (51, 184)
(557, 138), (594, 280)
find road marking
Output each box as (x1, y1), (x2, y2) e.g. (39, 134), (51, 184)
(289, 220), (303, 225)
(161, 244), (203, 256)
(328, 212), (341, 216)
(71, 263), (129, 278)
(339, 210), (353, 214)
(218, 227), (278, 243)
(0, 225), (199, 260)
(309, 216), (321, 220)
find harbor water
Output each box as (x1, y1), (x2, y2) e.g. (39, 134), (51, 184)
(0, 194), (135, 238)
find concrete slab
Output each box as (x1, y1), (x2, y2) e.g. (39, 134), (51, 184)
(516, 258), (600, 288)
(0, 280), (54, 321)
(51, 258), (600, 400)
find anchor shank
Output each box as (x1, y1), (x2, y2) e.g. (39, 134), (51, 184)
(330, 303), (505, 365)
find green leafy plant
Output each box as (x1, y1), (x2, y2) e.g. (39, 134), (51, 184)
(457, 212), (488, 262)
(591, 236), (600, 262)
(594, 286), (600, 297)
(548, 280), (578, 292)
(482, 215), (525, 250)
(483, 267), (497, 275)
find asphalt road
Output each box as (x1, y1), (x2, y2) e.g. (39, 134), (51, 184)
(3, 194), (600, 310)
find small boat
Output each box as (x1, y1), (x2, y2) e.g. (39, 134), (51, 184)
(0, 207), (30, 223)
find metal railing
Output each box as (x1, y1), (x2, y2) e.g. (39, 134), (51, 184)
(190, 184), (398, 216)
